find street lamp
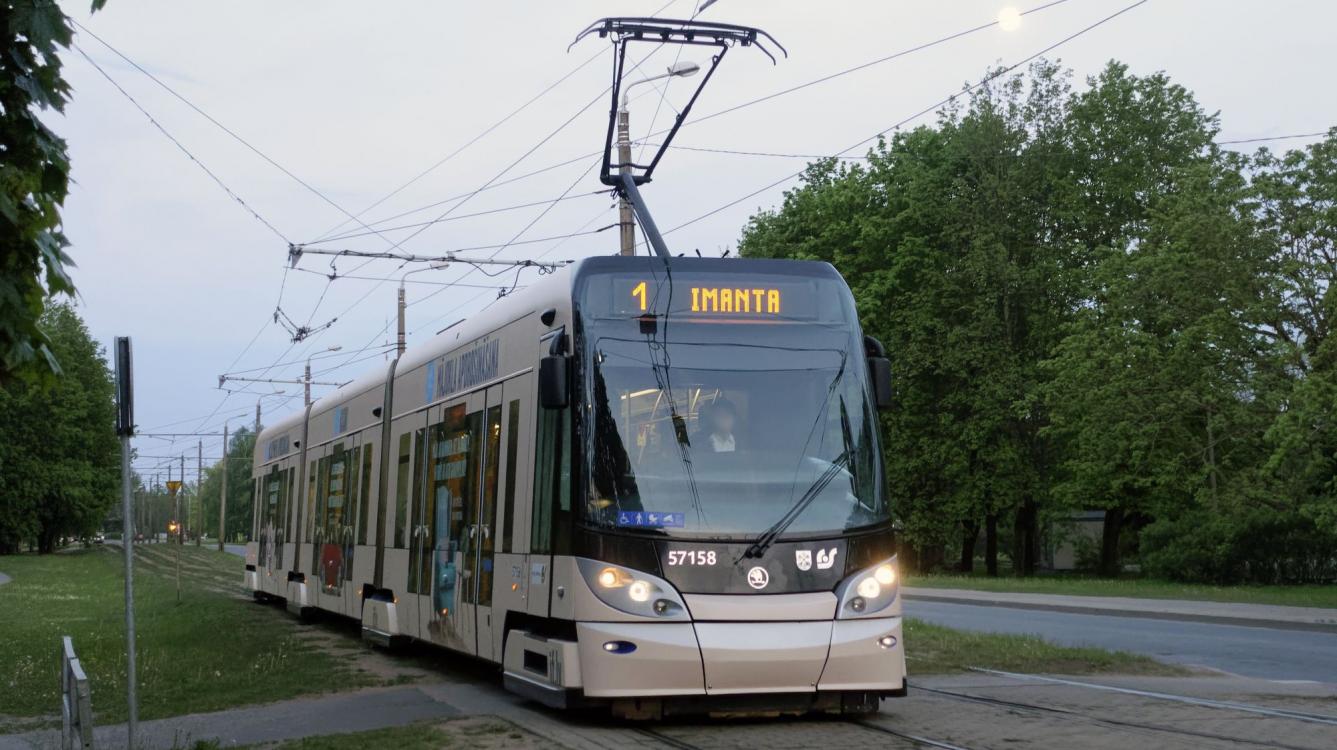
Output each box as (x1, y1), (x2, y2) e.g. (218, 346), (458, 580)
(397, 260), (452, 356)
(305, 346), (342, 406)
(617, 61), (701, 255)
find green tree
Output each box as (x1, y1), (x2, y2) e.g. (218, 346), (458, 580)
(199, 427), (256, 543)
(1, 0), (106, 382)
(741, 61), (1075, 574)
(0, 302), (119, 553)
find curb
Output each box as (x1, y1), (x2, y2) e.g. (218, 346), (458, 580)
(902, 593), (1337, 634)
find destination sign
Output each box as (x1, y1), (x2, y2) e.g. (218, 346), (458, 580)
(606, 276), (817, 319)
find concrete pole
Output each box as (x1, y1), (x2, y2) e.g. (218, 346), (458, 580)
(219, 423), (229, 551)
(196, 441), (202, 546)
(179, 454), (186, 545)
(617, 107), (635, 256)
(396, 285), (406, 356)
(255, 401), (262, 435)
(304, 362), (312, 406)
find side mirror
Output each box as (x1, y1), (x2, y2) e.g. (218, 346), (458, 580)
(864, 334), (893, 410)
(869, 357), (893, 410)
(539, 356), (569, 409)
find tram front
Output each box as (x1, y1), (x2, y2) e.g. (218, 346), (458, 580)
(526, 256), (904, 717)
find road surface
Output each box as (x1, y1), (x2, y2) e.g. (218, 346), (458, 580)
(907, 599), (1337, 683)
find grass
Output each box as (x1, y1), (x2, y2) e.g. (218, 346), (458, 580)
(0, 545), (377, 728)
(904, 617), (1186, 676)
(260, 718), (540, 750)
(907, 572), (1337, 609)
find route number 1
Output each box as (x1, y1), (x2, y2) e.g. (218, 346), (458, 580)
(631, 281), (647, 311)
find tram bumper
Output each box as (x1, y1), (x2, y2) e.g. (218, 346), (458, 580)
(573, 615), (906, 699)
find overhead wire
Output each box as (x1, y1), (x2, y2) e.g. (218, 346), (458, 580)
(655, 0), (1153, 241)
(73, 45), (292, 244)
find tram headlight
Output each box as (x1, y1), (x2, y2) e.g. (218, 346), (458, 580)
(577, 558), (688, 620)
(836, 556), (900, 619)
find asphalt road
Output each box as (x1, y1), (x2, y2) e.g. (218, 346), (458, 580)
(224, 543), (246, 557)
(906, 599), (1337, 683)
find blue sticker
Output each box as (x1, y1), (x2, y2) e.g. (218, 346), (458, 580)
(617, 511), (685, 528)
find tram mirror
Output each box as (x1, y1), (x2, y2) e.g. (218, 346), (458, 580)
(539, 356), (570, 409)
(869, 357), (893, 410)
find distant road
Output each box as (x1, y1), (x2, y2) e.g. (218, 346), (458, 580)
(907, 599), (1337, 683)
(0, 571), (10, 586)
(224, 544), (245, 557)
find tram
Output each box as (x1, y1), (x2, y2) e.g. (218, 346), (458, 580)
(244, 253), (905, 717)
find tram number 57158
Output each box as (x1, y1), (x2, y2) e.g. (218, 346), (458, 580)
(667, 550), (717, 566)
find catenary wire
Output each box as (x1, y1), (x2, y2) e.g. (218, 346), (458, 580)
(654, 0), (1153, 241)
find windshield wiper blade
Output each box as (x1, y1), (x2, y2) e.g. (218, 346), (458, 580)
(741, 451), (849, 560)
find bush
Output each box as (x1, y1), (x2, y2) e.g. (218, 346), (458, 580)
(1141, 511), (1337, 584)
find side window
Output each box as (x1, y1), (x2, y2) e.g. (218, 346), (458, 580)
(394, 433), (411, 548)
(316, 455), (331, 539)
(531, 407), (569, 554)
(358, 444), (373, 545)
(306, 460), (317, 543)
(411, 427), (427, 537)
(501, 400), (520, 554)
(328, 445), (348, 537)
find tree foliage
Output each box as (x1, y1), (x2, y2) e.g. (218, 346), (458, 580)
(1, 0), (106, 383)
(739, 58), (1337, 583)
(198, 427), (256, 543)
(0, 302), (119, 553)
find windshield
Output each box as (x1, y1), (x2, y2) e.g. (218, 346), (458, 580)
(578, 267), (887, 540)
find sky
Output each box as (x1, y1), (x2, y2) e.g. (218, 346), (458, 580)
(53, 0), (1336, 482)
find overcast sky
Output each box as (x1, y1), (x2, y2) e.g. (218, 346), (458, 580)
(54, 0), (1335, 480)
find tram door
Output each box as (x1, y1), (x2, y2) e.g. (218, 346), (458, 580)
(415, 387), (503, 656)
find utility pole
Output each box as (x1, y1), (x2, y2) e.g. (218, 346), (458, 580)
(196, 441), (202, 547)
(113, 336), (138, 747)
(304, 361), (311, 406)
(219, 423), (229, 552)
(255, 401), (262, 435)
(179, 454), (186, 546)
(617, 103), (635, 255)
(397, 285), (406, 356)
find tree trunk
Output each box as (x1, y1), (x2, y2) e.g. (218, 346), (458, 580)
(985, 514), (999, 576)
(1012, 500), (1040, 576)
(1100, 507), (1124, 577)
(959, 520), (980, 573)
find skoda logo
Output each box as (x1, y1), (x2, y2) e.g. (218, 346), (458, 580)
(747, 566), (770, 590)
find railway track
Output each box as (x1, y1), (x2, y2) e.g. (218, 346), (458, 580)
(635, 718), (977, 750)
(909, 669), (1337, 750)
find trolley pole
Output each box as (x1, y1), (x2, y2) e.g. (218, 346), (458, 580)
(616, 105), (635, 256)
(196, 441), (202, 547)
(113, 337), (138, 747)
(219, 423), (229, 551)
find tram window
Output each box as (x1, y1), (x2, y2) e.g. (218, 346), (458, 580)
(394, 433), (411, 549)
(501, 400), (520, 554)
(306, 461), (317, 543)
(328, 446), (347, 535)
(411, 427), (426, 542)
(531, 406), (570, 554)
(316, 456), (332, 537)
(358, 444), (373, 545)
(479, 404), (502, 602)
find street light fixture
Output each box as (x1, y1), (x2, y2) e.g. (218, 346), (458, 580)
(305, 346), (342, 406)
(616, 61), (701, 255)
(397, 260), (452, 356)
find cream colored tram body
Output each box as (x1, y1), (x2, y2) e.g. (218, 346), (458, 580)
(245, 255), (905, 718)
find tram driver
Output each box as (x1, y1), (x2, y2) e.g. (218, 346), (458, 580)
(699, 398), (739, 453)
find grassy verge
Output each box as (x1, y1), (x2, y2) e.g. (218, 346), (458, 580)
(904, 618), (1186, 676)
(254, 717), (544, 750)
(0, 545), (377, 729)
(907, 572), (1337, 610)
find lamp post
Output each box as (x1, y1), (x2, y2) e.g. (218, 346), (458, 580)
(305, 347), (342, 406)
(397, 261), (452, 356)
(617, 61), (700, 255)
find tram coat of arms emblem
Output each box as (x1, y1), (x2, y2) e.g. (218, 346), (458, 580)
(795, 550), (813, 571)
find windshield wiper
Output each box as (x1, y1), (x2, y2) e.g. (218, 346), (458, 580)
(741, 450), (850, 560)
